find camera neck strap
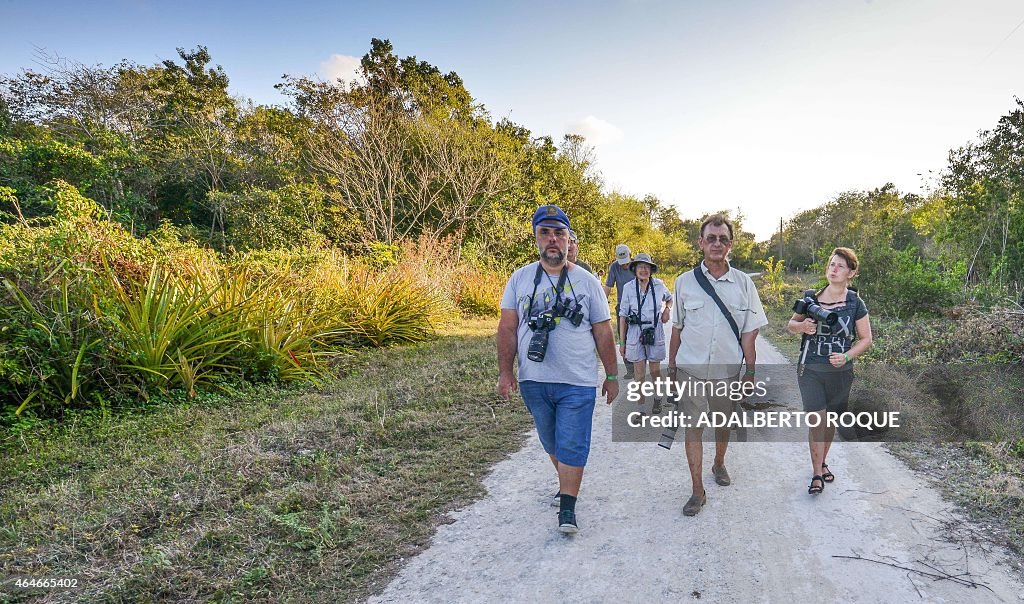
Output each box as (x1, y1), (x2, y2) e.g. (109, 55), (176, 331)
(634, 277), (657, 323)
(529, 263), (568, 315)
(691, 263), (743, 355)
(632, 277), (658, 359)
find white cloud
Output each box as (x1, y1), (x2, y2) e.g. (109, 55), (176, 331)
(319, 54), (362, 84)
(566, 115), (624, 146)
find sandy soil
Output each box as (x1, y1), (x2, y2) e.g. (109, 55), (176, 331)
(369, 336), (1024, 603)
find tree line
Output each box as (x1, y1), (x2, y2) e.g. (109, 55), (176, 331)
(0, 40), (763, 279)
(3, 40), (1021, 317)
(757, 99), (1024, 317)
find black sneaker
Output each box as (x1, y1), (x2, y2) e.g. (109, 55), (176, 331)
(558, 508), (579, 534)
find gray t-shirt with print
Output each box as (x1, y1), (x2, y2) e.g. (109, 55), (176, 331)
(501, 262), (612, 387)
(801, 291), (868, 364)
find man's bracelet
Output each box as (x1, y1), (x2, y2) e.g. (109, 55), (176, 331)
(606, 375), (617, 381)
(844, 353), (850, 363)
(744, 368), (756, 376)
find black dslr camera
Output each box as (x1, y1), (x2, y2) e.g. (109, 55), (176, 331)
(527, 310), (557, 362)
(793, 296), (838, 325)
(628, 311), (656, 344)
(553, 299), (584, 327)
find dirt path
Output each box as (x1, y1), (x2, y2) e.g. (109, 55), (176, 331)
(369, 337), (1024, 603)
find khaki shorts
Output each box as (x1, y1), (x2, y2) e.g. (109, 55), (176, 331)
(672, 369), (741, 424)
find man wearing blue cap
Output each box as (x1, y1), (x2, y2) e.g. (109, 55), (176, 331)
(497, 204), (619, 534)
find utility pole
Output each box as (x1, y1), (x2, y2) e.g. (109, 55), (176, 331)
(778, 217), (784, 267)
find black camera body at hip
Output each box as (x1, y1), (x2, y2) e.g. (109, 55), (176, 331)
(793, 297), (838, 326)
(626, 312), (656, 345)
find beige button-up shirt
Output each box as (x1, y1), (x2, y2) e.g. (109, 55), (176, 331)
(671, 261), (768, 379)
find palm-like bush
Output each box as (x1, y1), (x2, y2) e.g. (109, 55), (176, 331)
(334, 269), (445, 347)
(98, 263), (246, 397)
(0, 270), (103, 414)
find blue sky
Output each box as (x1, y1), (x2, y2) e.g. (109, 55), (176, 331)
(4, 0), (1024, 239)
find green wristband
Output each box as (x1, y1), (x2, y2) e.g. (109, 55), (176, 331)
(844, 353), (850, 363)
(606, 375), (617, 381)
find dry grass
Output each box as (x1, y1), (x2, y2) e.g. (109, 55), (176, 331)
(0, 319), (529, 602)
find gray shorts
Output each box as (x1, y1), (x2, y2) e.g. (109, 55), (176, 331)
(625, 342), (666, 363)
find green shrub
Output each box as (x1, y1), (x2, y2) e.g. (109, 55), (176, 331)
(97, 262), (247, 398)
(0, 186), (461, 417)
(336, 270), (444, 346)
(851, 246), (964, 319)
(754, 256), (786, 308)
(0, 271), (105, 414)
(455, 270), (504, 316)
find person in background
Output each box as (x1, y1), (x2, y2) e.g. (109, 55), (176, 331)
(617, 253), (672, 414)
(567, 230), (593, 274)
(604, 244), (635, 379)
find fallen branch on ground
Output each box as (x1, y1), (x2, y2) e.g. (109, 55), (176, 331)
(832, 554), (993, 593)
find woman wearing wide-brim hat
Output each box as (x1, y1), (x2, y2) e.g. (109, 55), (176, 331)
(617, 253), (673, 413)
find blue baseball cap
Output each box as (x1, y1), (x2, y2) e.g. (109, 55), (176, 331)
(532, 204), (571, 230)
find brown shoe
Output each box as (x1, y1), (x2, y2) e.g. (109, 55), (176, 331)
(683, 491), (707, 516)
(712, 464), (732, 486)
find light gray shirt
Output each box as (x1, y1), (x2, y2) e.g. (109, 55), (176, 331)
(671, 261), (768, 379)
(618, 277), (672, 347)
(501, 262), (611, 387)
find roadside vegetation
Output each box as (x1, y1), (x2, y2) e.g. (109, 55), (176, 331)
(1, 319), (529, 602)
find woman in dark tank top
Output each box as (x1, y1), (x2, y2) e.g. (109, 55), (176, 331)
(786, 247), (874, 495)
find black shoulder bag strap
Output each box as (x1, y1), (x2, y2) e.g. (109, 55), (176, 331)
(692, 264), (750, 443)
(691, 264), (743, 358)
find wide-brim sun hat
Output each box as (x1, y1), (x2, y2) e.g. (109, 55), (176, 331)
(628, 252), (658, 273)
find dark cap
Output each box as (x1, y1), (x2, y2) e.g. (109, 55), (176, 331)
(532, 205), (571, 230)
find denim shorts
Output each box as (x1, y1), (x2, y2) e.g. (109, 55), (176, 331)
(519, 381), (597, 467)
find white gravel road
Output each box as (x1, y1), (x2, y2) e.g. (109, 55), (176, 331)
(369, 337), (1024, 603)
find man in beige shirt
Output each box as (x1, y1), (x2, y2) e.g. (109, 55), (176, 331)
(668, 214), (767, 516)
